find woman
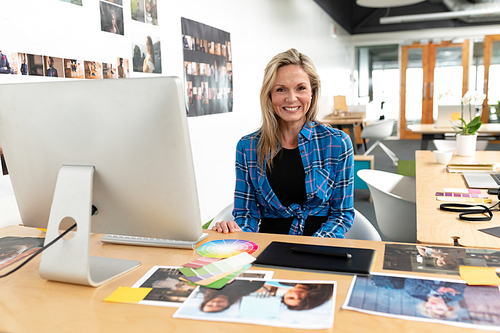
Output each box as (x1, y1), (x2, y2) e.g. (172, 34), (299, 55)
(282, 283), (333, 310)
(200, 280), (265, 313)
(213, 49), (354, 237)
(143, 36), (155, 73)
(109, 10), (120, 35)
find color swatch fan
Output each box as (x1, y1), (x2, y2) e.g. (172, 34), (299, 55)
(197, 239), (258, 258)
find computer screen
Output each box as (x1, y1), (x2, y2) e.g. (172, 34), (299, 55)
(0, 77), (203, 285)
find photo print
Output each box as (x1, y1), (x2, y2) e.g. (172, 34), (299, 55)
(173, 279), (336, 329)
(116, 57), (129, 78)
(344, 273), (500, 331)
(132, 266), (274, 308)
(132, 34), (161, 74)
(383, 243), (500, 276)
(0, 50), (17, 75)
(44, 56), (63, 78)
(100, 1), (124, 35)
(181, 17), (233, 117)
(27, 54), (44, 76)
(84, 60), (102, 79)
(64, 59), (85, 79)
(102, 62), (117, 79)
(59, 0), (82, 5)
(18, 53), (28, 75)
(131, 0), (157, 25)
(0, 236), (44, 270)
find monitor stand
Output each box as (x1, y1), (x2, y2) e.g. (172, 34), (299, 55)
(39, 165), (141, 287)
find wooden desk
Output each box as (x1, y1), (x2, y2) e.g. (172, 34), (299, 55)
(410, 123), (500, 150)
(0, 225), (467, 333)
(415, 150), (500, 248)
(322, 113), (366, 154)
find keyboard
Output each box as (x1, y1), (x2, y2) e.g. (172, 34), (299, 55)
(101, 233), (209, 249)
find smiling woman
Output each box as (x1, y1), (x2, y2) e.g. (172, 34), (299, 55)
(212, 48), (355, 238)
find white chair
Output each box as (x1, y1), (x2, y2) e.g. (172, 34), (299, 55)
(361, 119), (399, 167)
(209, 203), (381, 241)
(357, 169), (416, 243)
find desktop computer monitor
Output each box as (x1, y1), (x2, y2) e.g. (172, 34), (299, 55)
(0, 77), (203, 286)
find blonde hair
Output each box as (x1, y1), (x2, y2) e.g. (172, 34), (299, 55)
(257, 48), (321, 170)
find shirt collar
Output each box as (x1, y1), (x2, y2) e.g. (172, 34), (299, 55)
(299, 121), (315, 142)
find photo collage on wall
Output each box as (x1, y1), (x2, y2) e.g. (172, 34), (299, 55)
(181, 17), (233, 117)
(1, 0), (163, 80)
(1, 51), (130, 80)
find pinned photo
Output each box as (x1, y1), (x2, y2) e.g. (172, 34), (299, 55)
(64, 59), (84, 79)
(132, 35), (161, 74)
(117, 57), (129, 78)
(100, 1), (124, 35)
(84, 61), (102, 79)
(27, 54), (44, 76)
(102, 62), (117, 79)
(44, 56), (63, 78)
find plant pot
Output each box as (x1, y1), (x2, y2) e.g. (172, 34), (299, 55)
(456, 134), (477, 156)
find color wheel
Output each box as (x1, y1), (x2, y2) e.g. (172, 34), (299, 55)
(197, 239), (258, 258)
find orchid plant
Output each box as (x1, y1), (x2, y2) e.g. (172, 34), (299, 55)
(453, 90), (486, 136)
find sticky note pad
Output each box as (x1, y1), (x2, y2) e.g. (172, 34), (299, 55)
(104, 287), (152, 303)
(459, 266), (500, 286)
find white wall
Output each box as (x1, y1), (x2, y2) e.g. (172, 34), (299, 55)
(0, 0), (352, 223)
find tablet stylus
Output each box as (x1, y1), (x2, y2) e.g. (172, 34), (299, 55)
(291, 246), (352, 259)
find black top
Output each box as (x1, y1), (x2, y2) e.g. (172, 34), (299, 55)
(261, 148), (326, 236)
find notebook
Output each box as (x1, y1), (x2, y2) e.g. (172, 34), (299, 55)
(254, 241), (375, 275)
(463, 172), (500, 189)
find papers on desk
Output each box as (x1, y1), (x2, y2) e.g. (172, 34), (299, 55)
(0, 236), (44, 270)
(446, 163), (500, 173)
(105, 266), (274, 308)
(343, 273), (500, 331)
(383, 243), (500, 277)
(173, 278), (336, 330)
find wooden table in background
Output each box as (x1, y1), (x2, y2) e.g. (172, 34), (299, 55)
(410, 123), (500, 150)
(0, 225), (469, 333)
(322, 112), (366, 154)
(415, 150), (500, 248)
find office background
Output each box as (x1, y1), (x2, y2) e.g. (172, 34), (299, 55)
(0, 0), (499, 224)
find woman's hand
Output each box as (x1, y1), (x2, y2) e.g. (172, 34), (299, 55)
(212, 220), (242, 234)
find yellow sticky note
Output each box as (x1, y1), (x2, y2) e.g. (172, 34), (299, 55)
(104, 287), (152, 304)
(451, 112), (461, 121)
(459, 266), (500, 286)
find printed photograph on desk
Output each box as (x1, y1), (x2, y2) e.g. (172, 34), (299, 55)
(0, 236), (44, 270)
(343, 273), (500, 331)
(132, 266), (273, 307)
(383, 244), (500, 276)
(173, 279), (336, 329)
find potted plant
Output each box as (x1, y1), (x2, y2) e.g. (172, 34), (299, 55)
(452, 90), (485, 156)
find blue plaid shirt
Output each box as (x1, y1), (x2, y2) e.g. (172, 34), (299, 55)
(233, 122), (354, 238)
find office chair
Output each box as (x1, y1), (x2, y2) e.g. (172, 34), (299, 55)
(361, 119), (399, 167)
(357, 169), (416, 243)
(209, 203), (381, 241)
